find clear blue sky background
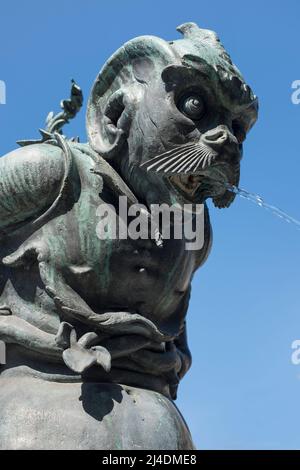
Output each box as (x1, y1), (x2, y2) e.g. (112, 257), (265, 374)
(0, 0), (299, 450)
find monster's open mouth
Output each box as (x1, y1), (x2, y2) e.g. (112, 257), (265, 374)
(169, 174), (204, 197)
(167, 164), (234, 207)
(169, 172), (223, 201)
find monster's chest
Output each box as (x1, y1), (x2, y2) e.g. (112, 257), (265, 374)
(61, 218), (197, 324)
(104, 234), (196, 318)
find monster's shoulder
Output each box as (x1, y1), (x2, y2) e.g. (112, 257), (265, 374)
(1, 142), (66, 173)
(0, 142), (68, 231)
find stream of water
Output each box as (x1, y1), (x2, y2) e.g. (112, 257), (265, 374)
(225, 184), (300, 230)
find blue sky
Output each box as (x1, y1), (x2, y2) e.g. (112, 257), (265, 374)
(0, 0), (300, 450)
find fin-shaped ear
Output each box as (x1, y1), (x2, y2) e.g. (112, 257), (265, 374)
(88, 89), (127, 160)
(87, 34), (176, 159)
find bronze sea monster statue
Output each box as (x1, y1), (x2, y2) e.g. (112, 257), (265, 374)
(0, 23), (258, 449)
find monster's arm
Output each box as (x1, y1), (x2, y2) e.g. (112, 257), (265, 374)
(0, 143), (66, 232)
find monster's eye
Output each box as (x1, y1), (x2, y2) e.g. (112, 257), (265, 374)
(178, 94), (205, 120)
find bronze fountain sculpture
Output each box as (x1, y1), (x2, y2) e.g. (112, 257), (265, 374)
(0, 23), (258, 449)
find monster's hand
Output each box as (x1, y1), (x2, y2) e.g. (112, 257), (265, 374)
(56, 323), (111, 374)
(56, 321), (152, 375)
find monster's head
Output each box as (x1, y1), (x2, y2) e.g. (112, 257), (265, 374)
(87, 22), (258, 208)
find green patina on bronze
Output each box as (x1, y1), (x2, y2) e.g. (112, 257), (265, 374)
(0, 23), (258, 450)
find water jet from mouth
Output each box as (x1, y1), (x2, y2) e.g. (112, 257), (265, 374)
(221, 182), (300, 231)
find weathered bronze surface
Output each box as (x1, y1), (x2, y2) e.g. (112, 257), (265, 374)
(0, 23), (258, 449)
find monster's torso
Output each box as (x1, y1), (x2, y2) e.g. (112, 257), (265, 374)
(0, 141), (210, 449)
(0, 142), (211, 334)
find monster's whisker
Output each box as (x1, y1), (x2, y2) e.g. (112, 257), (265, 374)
(184, 152), (205, 173)
(206, 149), (216, 165)
(163, 148), (200, 173)
(192, 153), (207, 173)
(141, 141), (218, 175)
(144, 145), (197, 171)
(156, 147), (198, 173)
(178, 152), (204, 174)
(193, 149), (207, 169)
(170, 150), (201, 173)
(145, 151), (185, 171)
(159, 148), (198, 172)
(194, 145), (216, 170)
(173, 146), (207, 173)
(207, 154), (212, 166)
(145, 143), (196, 161)
(201, 152), (210, 169)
